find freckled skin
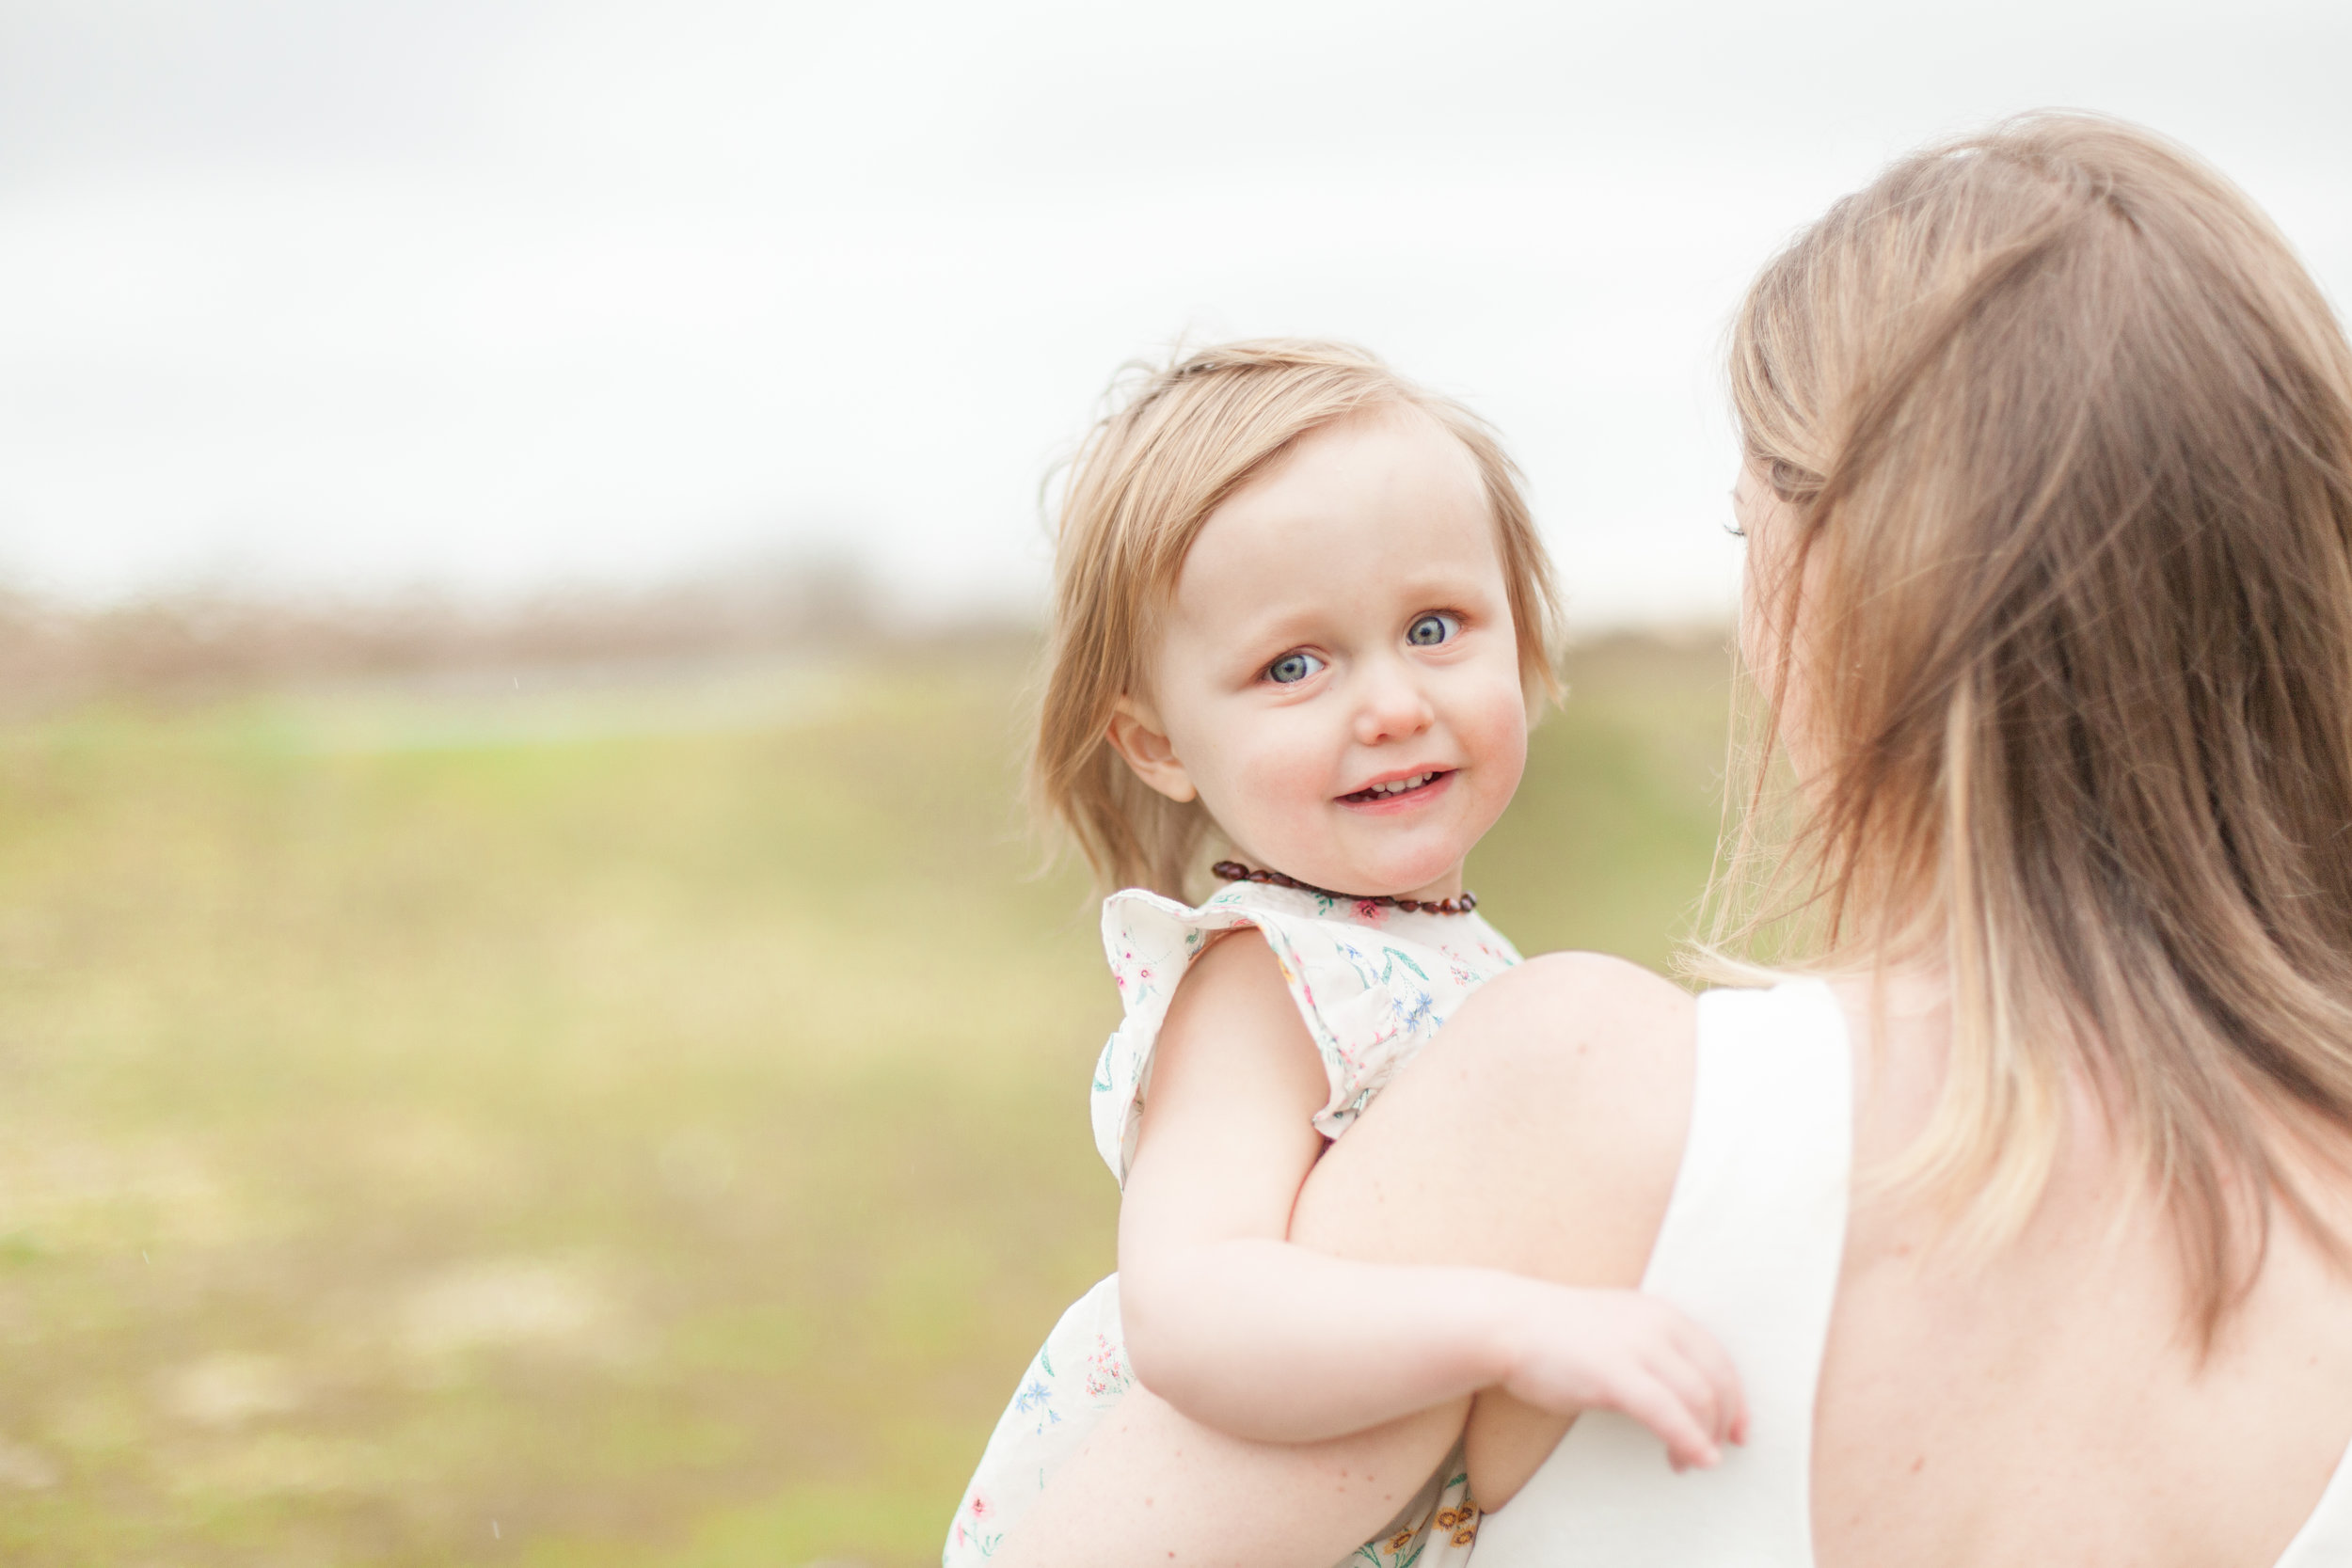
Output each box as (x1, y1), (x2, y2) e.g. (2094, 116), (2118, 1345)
(1118, 404), (1530, 903)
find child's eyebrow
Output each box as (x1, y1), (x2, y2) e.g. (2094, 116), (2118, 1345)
(1217, 580), (1490, 652)
(1382, 570), (1498, 608)
(1219, 602), (1327, 653)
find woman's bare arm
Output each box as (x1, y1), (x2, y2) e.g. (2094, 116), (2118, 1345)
(995, 953), (1700, 1568)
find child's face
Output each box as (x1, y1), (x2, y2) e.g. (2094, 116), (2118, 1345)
(1112, 404), (1530, 903)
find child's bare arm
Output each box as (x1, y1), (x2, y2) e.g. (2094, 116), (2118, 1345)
(1116, 932), (1740, 1464)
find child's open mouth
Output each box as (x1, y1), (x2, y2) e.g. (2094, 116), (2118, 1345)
(1338, 769), (1454, 806)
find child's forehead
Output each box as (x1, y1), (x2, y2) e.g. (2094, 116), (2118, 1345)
(1180, 412), (1491, 571)
(1165, 456), (1504, 644)
(1248, 402), (1474, 492)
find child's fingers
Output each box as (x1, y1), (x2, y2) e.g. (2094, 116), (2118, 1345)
(1640, 1306), (1742, 1446)
(1668, 1317), (1748, 1445)
(1603, 1368), (1722, 1471)
(1641, 1342), (1722, 1449)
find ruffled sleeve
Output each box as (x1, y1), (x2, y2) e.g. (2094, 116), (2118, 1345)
(1089, 881), (1487, 1185)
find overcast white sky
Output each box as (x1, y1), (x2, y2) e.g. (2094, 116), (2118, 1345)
(2, 0), (2347, 628)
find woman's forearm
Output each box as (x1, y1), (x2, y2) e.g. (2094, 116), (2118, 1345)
(1120, 1235), (1533, 1442)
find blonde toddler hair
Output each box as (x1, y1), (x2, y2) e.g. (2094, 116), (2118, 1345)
(1031, 340), (1562, 901)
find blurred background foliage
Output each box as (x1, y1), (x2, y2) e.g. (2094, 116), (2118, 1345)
(0, 625), (1728, 1565)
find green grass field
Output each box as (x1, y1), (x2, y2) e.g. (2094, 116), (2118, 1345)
(0, 636), (1730, 1566)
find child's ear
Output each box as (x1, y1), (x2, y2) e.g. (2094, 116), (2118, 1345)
(1105, 697), (1198, 803)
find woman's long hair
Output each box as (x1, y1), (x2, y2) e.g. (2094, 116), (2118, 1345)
(1711, 113), (2352, 1338)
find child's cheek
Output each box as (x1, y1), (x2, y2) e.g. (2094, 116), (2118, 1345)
(1464, 676), (1532, 817)
(1232, 736), (1334, 832)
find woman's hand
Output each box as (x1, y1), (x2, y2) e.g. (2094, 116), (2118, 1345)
(1492, 1278), (1747, 1471)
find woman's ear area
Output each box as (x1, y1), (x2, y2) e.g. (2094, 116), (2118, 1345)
(1106, 695), (1199, 803)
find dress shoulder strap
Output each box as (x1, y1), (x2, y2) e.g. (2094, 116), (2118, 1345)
(2276, 1441), (2352, 1567)
(1470, 979), (1853, 1568)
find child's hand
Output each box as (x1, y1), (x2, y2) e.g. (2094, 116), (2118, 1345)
(1494, 1283), (1747, 1470)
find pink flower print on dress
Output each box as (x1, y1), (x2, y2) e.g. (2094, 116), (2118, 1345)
(1354, 899), (1388, 925)
(1084, 1333), (1134, 1399)
(953, 1493), (1001, 1560)
(1274, 950), (1315, 1007)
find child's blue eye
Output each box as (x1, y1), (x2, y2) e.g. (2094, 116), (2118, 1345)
(1265, 651), (1325, 685)
(1406, 612), (1460, 647)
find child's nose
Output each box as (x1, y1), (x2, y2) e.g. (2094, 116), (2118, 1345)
(1352, 664), (1436, 746)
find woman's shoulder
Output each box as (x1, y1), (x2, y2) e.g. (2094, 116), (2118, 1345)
(1297, 952), (1699, 1257)
(1482, 948), (1694, 1018)
(1292, 952), (1699, 1300)
(1424, 951), (1699, 1117)
(1378, 954), (1701, 1242)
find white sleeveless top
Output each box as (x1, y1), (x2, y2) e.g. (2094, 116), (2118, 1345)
(1471, 979), (2352, 1568)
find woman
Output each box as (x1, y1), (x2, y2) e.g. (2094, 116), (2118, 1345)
(996, 113), (2352, 1566)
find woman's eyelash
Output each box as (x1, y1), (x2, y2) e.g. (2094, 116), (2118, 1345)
(1724, 521), (1748, 539)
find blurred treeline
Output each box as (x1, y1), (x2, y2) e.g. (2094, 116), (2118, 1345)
(0, 559), (892, 710)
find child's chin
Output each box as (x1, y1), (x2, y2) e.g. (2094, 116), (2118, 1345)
(1343, 850), (1471, 901)
(1296, 822), (1471, 896)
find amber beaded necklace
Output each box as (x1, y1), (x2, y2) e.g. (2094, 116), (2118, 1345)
(1212, 859), (1478, 916)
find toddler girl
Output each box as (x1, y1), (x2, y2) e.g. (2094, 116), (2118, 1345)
(946, 341), (1742, 1565)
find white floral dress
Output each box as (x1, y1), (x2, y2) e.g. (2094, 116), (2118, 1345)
(945, 878), (1520, 1567)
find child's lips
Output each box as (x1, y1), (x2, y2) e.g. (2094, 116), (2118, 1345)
(1335, 768), (1455, 813)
